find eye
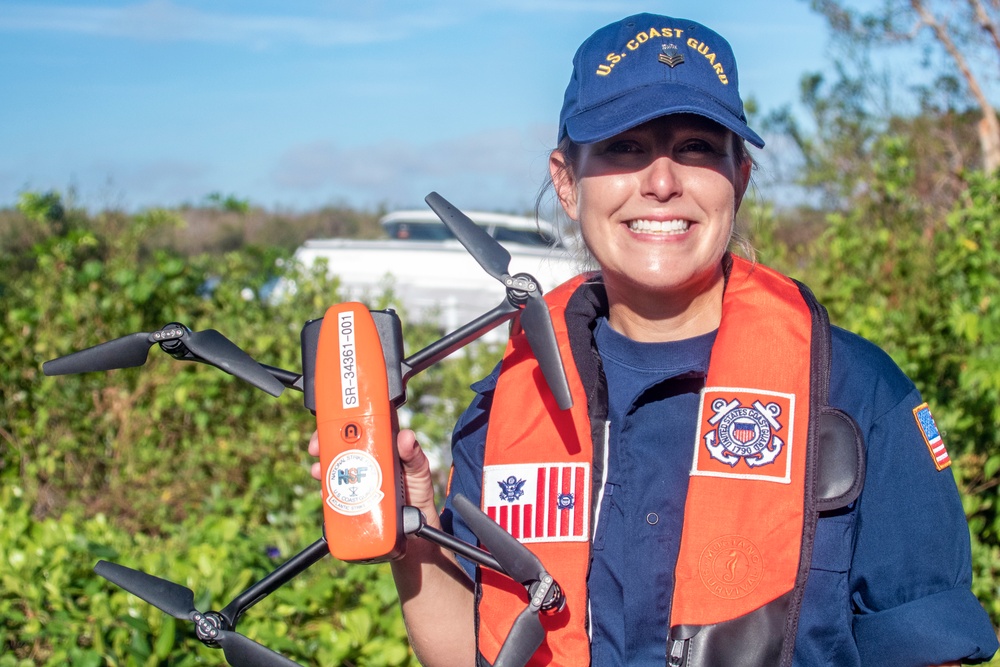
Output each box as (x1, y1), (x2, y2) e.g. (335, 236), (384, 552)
(679, 138), (719, 154)
(602, 139), (644, 155)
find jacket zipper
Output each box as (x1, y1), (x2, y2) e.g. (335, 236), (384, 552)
(667, 638), (688, 666)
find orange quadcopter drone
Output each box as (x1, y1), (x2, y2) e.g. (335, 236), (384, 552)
(44, 193), (573, 667)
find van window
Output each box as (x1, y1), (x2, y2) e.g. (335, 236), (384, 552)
(492, 227), (559, 248)
(385, 222), (456, 241)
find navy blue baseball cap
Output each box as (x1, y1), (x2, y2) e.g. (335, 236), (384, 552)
(558, 14), (764, 148)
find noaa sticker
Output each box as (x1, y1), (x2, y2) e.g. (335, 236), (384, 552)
(693, 388), (795, 483)
(325, 449), (384, 516)
(699, 534), (764, 599)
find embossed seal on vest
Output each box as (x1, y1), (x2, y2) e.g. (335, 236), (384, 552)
(699, 534), (764, 599)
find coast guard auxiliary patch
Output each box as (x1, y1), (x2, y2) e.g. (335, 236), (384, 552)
(913, 402), (951, 471)
(482, 463), (590, 543)
(692, 387), (795, 484)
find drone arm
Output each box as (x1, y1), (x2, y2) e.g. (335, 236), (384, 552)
(402, 300), (518, 383)
(259, 364), (304, 392)
(217, 536), (329, 629)
(402, 505), (505, 575)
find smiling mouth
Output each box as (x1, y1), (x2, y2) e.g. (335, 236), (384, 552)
(627, 219), (691, 235)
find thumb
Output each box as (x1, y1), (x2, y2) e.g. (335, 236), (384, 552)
(396, 429), (438, 514)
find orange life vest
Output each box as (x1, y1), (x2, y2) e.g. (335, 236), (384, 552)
(475, 256), (843, 667)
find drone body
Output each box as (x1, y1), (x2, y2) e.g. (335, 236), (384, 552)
(314, 303), (405, 562)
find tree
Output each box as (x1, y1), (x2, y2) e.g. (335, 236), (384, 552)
(806, 0), (1000, 172)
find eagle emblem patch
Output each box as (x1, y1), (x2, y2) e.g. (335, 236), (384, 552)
(498, 475), (527, 502)
(692, 388), (795, 484)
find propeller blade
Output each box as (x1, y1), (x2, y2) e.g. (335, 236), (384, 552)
(425, 192), (512, 282)
(521, 294), (573, 410)
(43, 332), (154, 375)
(494, 605), (546, 667)
(452, 494), (544, 585)
(216, 630), (305, 667)
(94, 560), (197, 620)
(183, 329), (285, 397)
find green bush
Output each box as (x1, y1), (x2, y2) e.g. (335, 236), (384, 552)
(0, 192), (496, 665)
(762, 155), (1000, 625)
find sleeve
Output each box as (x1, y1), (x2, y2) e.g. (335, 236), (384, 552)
(849, 386), (999, 666)
(440, 367), (498, 581)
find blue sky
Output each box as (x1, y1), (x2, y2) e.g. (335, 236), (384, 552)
(1, 1), (837, 214)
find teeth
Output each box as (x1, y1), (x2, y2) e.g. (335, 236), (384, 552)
(628, 219), (690, 234)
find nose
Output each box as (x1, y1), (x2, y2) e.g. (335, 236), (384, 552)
(640, 155), (682, 201)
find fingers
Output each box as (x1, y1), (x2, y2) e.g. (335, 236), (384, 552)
(308, 430), (321, 480)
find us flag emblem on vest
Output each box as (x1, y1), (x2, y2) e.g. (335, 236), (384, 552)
(482, 463), (590, 543)
(913, 402), (951, 471)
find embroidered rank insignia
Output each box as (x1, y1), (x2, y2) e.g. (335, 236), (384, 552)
(482, 463), (590, 543)
(913, 402), (951, 471)
(692, 388), (795, 484)
(658, 44), (685, 68)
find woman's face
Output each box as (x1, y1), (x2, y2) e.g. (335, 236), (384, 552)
(552, 114), (750, 306)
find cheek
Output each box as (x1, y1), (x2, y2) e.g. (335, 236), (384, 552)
(576, 173), (632, 215)
(700, 173), (740, 217)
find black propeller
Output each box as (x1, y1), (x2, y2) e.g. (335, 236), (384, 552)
(42, 324), (284, 397)
(424, 192), (573, 410)
(94, 560), (303, 667)
(452, 494), (565, 667)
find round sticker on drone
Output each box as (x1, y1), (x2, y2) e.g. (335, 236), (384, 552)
(326, 449), (384, 516)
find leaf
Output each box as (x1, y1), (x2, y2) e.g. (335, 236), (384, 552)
(153, 615), (176, 659)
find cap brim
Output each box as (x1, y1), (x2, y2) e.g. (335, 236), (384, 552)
(562, 84), (765, 149)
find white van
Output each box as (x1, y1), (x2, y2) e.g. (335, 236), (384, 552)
(276, 209), (583, 338)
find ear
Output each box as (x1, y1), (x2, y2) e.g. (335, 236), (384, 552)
(549, 150), (579, 221)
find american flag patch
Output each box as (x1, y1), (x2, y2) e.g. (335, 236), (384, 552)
(913, 403), (951, 471)
(482, 463), (590, 543)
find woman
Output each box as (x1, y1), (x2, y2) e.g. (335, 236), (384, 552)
(311, 13), (998, 667)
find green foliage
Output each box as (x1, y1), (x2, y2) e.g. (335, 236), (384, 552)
(18, 191), (66, 226)
(204, 193), (251, 215)
(0, 484), (412, 666)
(759, 140), (1000, 626)
(1, 192), (497, 664)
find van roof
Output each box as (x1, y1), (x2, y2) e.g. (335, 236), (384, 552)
(379, 209), (558, 235)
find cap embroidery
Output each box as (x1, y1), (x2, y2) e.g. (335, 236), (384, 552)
(595, 26), (686, 76)
(659, 44), (685, 68)
(686, 38), (729, 84)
